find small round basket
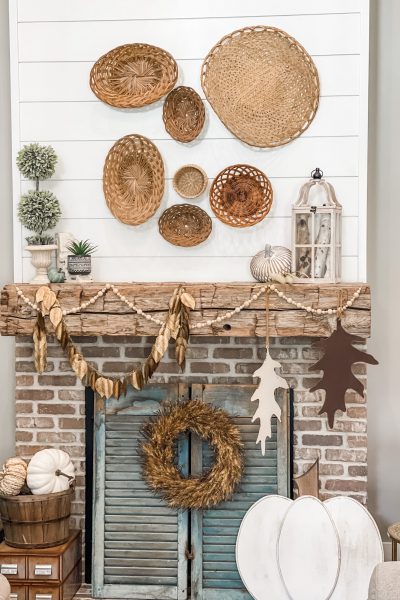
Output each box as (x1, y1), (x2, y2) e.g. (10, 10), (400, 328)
(103, 134), (165, 226)
(173, 165), (208, 199)
(210, 164), (273, 227)
(163, 86), (205, 142)
(90, 43), (178, 108)
(159, 204), (212, 247)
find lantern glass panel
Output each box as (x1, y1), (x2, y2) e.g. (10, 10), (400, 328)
(314, 213), (332, 245)
(296, 213), (312, 244)
(296, 247), (312, 278)
(314, 246), (331, 280)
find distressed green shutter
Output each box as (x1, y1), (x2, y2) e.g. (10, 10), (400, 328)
(93, 383), (189, 600)
(190, 384), (290, 600)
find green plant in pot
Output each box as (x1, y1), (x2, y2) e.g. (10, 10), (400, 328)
(16, 144), (61, 284)
(67, 239), (97, 276)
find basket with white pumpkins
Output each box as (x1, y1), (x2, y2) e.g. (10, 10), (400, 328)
(0, 449), (75, 548)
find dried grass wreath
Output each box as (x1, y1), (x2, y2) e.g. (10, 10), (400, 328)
(141, 399), (244, 509)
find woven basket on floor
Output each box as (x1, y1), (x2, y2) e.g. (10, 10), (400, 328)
(163, 86), (205, 142)
(159, 204), (212, 247)
(210, 164), (273, 228)
(173, 165), (208, 199)
(103, 134), (165, 226)
(201, 26), (319, 148)
(90, 43), (178, 108)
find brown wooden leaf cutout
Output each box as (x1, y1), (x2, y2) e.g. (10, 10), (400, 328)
(49, 306), (63, 329)
(33, 313), (47, 374)
(71, 352), (88, 380)
(180, 292), (196, 310)
(309, 319), (378, 428)
(251, 350), (289, 455)
(95, 377), (114, 399)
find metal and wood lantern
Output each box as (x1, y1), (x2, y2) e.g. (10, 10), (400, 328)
(292, 168), (342, 283)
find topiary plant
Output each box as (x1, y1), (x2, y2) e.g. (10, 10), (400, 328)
(16, 144), (61, 245)
(17, 143), (57, 186)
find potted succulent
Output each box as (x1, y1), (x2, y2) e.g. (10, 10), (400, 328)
(16, 144), (61, 283)
(67, 239), (97, 276)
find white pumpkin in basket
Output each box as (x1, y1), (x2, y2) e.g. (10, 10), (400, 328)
(27, 449), (75, 495)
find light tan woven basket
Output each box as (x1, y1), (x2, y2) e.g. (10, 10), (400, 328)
(201, 26), (320, 148)
(210, 164), (273, 228)
(163, 86), (205, 142)
(173, 165), (208, 199)
(103, 134), (165, 226)
(90, 44), (178, 108)
(159, 204), (212, 247)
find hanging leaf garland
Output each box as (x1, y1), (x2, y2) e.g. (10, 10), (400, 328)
(32, 285), (195, 399)
(309, 319), (378, 427)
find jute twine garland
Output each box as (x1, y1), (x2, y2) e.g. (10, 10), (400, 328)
(141, 399), (244, 509)
(32, 285), (195, 399)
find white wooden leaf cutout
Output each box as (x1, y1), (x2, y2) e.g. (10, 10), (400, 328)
(251, 350), (289, 455)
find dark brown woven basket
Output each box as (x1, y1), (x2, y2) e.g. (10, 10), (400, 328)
(90, 43), (178, 108)
(210, 164), (273, 227)
(103, 134), (165, 226)
(163, 86), (205, 142)
(159, 204), (212, 247)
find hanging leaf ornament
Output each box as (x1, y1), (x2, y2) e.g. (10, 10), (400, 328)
(309, 319), (378, 427)
(251, 349), (289, 455)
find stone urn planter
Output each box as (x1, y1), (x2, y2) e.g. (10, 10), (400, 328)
(26, 244), (57, 284)
(67, 255), (92, 276)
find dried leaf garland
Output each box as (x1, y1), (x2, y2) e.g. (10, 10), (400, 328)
(33, 312), (47, 374)
(31, 285), (195, 399)
(176, 301), (190, 370)
(309, 319), (378, 427)
(181, 291), (196, 310)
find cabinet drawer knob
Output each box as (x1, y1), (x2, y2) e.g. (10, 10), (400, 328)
(35, 595), (53, 600)
(0, 563), (18, 575)
(34, 564), (53, 576)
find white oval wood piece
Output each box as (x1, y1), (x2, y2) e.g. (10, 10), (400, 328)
(277, 496), (340, 600)
(325, 497), (383, 600)
(236, 495), (291, 600)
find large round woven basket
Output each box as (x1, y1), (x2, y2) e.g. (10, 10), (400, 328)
(210, 164), (273, 228)
(159, 204), (212, 247)
(163, 86), (205, 142)
(90, 43), (178, 108)
(0, 487), (73, 548)
(201, 26), (319, 148)
(103, 134), (165, 226)
(173, 165), (208, 199)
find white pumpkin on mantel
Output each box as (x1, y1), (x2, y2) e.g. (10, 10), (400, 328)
(27, 449), (75, 495)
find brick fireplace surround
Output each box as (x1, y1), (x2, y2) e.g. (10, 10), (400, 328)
(1, 282), (370, 590)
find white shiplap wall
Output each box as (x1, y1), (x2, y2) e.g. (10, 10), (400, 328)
(9, 0), (369, 283)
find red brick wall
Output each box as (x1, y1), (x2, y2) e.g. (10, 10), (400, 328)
(14, 334), (367, 531)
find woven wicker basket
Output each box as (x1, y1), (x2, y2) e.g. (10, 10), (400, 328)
(173, 165), (208, 199)
(103, 134), (165, 226)
(90, 44), (178, 108)
(159, 204), (212, 247)
(201, 26), (319, 147)
(210, 164), (273, 228)
(163, 86), (205, 142)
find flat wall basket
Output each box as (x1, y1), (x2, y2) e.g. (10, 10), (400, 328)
(103, 134), (165, 226)
(159, 204), (212, 247)
(90, 43), (178, 108)
(201, 26), (320, 147)
(163, 86), (206, 142)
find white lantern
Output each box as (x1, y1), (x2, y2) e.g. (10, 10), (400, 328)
(292, 168), (342, 283)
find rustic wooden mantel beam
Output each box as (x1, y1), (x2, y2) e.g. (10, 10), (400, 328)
(0, 283), (371, 338)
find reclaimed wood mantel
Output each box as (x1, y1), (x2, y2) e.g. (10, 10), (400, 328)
(0, 283), (371, 338)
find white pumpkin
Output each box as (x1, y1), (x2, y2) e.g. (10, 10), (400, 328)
(27, 449), (75, 495)
(250, 244), (292, 283)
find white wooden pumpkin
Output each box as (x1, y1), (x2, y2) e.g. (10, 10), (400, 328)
(0, 457), (27, 496)
(250, 244), (292, 283)
(27, 449), (75, 495)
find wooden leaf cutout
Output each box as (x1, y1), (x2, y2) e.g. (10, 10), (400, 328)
(180, 292), (196, 310)
(33, 313), (47, 374)
(95, 377), (114, 399)
(309, 319), (378, 428)
(71, 352), (88, 380)
(251, 350), (289, 455)
(35, 286), (50, 304)
(49, 306), (63, 329)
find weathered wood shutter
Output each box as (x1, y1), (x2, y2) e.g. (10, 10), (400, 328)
(190, 384), (290, 599)
(92, 383), (189, 600)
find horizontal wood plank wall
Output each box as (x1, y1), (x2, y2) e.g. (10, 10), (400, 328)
(10, 0), (369, 283)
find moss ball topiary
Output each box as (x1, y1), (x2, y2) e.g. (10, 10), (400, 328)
(18, 190), (61, 237)
(16, 143), (58, 181)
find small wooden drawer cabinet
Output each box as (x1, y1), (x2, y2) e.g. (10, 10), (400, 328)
(0, 530), (81, 600)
